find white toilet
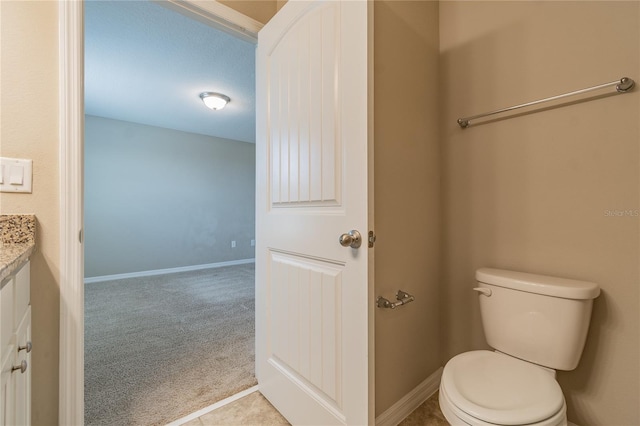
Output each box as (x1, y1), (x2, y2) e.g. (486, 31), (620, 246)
(439, 268), (600, 426)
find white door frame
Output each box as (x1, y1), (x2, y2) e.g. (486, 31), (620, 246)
(58, 2), (263, 424)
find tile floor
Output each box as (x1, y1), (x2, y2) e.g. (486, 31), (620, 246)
(399, 391), (449, 426)
(184, 390), (448, 425)
(182, 392), (288, 425)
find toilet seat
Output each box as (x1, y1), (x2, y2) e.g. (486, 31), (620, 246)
(440, 351), (565, 425)
(439, 381), (567, 426)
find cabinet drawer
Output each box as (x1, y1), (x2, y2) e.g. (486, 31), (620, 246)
(13, 261), (30, 325)
(0, 280), (14, 356)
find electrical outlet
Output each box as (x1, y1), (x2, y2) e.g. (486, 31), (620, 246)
(251, 239), (255, 247)
(231, 241), (236, 248)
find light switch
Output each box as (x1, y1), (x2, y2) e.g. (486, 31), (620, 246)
(0, 157), (32, 193)
(10, 166), (24, 185)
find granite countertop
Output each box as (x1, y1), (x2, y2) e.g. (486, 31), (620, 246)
(0, 215), (36, 284)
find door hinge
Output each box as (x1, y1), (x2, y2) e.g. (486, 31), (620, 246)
(368, 231), (376, 248)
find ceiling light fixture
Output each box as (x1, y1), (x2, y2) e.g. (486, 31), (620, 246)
(199, 92), (230, 110)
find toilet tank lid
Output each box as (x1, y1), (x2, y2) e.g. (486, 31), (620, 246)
(476, 268), (600, 299)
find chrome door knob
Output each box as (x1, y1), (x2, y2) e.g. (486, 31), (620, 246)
(18, 341), (32, 353)
(339, 230), (362, 248)
(11, 360), (27, 374)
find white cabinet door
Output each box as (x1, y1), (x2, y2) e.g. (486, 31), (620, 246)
(13, 307), (31, 426)
(0, 260), (31, 426)
(0, 348), (15, 426)
(256, 1), (373, 424)
(0, 276), (15, 426)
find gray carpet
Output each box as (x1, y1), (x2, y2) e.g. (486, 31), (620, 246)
(84, 263), (256, 426)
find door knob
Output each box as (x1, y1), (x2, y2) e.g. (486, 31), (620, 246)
(339, 230), (362, 248)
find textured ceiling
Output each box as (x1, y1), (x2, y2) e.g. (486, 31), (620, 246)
(85, 1), (256, 143)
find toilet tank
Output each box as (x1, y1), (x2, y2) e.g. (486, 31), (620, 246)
(475, 268), (600, 371)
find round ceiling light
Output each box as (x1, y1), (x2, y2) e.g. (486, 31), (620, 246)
(199, 92), (230, 110)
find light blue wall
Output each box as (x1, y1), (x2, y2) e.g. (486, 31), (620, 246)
(84, 115), (255, 278)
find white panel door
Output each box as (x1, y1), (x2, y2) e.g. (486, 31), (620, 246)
(256, 1), (373, 425)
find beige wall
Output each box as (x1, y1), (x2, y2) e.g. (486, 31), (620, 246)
(218, 0), (277, 24)
(0, 1), (60, 424)
(374, 1), (441, 416)
(440, 2), (639, 424)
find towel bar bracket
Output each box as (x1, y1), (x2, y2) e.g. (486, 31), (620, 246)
(617, 77), (635, 93)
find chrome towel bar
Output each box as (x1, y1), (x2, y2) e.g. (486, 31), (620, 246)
(457, 77), (635, 128)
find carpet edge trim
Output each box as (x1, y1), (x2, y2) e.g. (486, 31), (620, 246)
(166, 385), (259, 426)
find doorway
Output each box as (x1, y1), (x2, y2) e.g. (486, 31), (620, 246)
(61, 1), (378, 424)
(82, 1), (259, 424)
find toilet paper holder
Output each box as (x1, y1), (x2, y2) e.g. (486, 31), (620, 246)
(376, 290), (415, 309)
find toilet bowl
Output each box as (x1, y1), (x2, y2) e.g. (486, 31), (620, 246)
(439, 268), (599, 426)
(439, 351), (566, 426)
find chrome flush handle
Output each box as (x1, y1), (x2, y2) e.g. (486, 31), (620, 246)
(473, 287), (492, 297)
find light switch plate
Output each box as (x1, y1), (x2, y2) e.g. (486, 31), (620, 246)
(0, 157), (32, 193)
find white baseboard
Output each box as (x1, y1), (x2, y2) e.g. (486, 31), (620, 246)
(84, 258), (255, 284)
(376, 367), (443, 426)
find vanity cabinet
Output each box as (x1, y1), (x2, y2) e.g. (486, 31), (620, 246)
(0, 260), (31, 426)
